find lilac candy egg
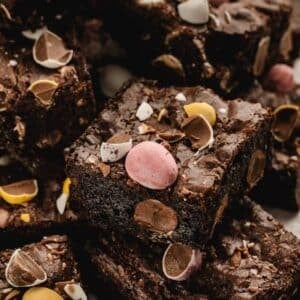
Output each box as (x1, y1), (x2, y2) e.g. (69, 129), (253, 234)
(125, 141), (178, 190)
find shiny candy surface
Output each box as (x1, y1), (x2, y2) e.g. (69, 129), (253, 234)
(125, 141), (178, 190)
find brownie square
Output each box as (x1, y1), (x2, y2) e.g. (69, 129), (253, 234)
(99, 0), (291, 93)
(0, 27), (96, 177)
(66, 79), (271, 248)
(85, 198), (300, 299)
(0, 235), (87, 300)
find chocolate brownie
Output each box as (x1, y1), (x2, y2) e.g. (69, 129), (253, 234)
(0, 25), (96, 177)
(65, 79), (271, 248)
(0, 235), (87, 300)
(241, 81), (300, 210)
(0, 158), (79, 246)
(85, 198), (300, 299)
(99, 0), (291, 94)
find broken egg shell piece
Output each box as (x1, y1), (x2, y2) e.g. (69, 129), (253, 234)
(138, 123), (156, 135)
(183, 102), (217, 125)
(125, 141), (178, 190)
(22, 26), (48, 40)
(162, 243), (202, 281)
(100, 139), (133, 163)
(182, 115), (214, 151)
(33, 30), (73, 69)
(64, 283), (87, 300)
(175, 92), (187, 102)
(178, 0), (209, 25)
(271, 104), (299, 142)
(136, 102), (154, 121)
(56, 193), (68, 215)
(5, 249), (47, 288)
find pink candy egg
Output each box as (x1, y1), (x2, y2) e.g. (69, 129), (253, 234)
(265, 64), (295, 93)
(125, 141), (178, 190)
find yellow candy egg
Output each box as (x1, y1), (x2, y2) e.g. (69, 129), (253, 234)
(23, 287), (63, 300)
(183, 102), (216, 126)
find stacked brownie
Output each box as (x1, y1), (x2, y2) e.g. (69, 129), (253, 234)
(65, 79), (272, 247)
(86, 198), (300, 299)
(0, 0), (299, 299)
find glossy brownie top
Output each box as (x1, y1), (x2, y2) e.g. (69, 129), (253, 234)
(66, 79), (270, 201)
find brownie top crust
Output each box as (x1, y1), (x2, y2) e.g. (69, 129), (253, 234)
(66, 79), (269, 204)
(0, 33), (89, 113)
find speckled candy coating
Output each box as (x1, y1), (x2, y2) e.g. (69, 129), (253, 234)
(125, 141), (178, 190)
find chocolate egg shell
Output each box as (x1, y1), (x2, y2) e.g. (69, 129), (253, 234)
(125, 141), (178, 190)
(162, 243), (203, 281)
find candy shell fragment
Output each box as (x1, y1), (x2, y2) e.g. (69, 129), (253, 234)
(184, 102), (216, 125)
(178, 0), (209, 24)
(28, 79), (58, 107)
(101, 134), (133, 163)
(33, 30), (73, 69)
(64, 283), (87, 300)
(0, 180), (38, 205)
(271, 104), (299, 142)
(162, 243), (202, 281)
(136, 102), (154, 121)
(5, 249), (47, 288)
